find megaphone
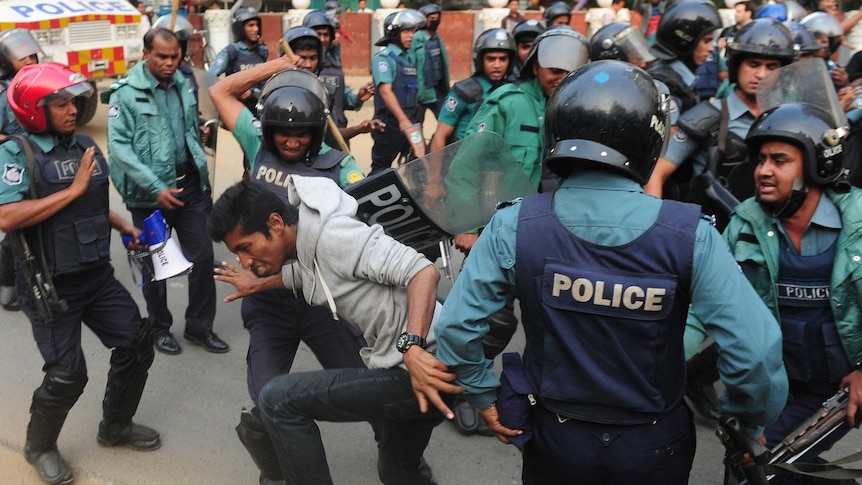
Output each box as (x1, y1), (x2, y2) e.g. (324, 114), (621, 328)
(123, 210), (193, 281)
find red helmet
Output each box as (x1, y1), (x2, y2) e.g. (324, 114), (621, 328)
(7, 62), (93, 133)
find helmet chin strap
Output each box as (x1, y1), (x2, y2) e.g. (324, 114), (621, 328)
(758, 176), (808, 219)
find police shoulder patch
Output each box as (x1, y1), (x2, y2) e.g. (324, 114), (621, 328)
(445, 96), (458, 112)
(673, 129), (688, 142)
(378, 61), (389, 73)
(108, 105), (120, 119)
(251, 118), (262, 130)
(2, 163), (24, 186)
(347, 171), (364, 184)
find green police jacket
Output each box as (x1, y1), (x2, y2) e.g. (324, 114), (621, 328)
(464, 78), (545, 190)
(412, 29), (450, 105)
(722, 189), (862, 371)
(105, 62), (210, 208)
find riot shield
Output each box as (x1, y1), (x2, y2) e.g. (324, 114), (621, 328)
(756, 58), (848, 128)
(194, 68), (221, 189)
(346, 131), (537, 251)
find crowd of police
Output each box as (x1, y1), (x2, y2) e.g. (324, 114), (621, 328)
(1, 0), (862, 483)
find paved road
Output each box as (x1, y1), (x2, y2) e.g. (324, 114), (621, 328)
(0, 77), (858, 484)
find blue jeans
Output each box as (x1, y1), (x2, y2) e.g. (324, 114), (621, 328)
(258, 366), (443, 485)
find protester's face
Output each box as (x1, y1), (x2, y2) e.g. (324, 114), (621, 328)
(315, 27), (332, 51)
(754, 140), (805, 208)
(11, 54), (38, 73)
(243, 19), (260, 43)
(734, 4), (751, 25)
(399, 28), (416, 49)
(359, 0), (366, 8)
(224, 220), (295, 278)
(46, 98), (78, 135)
(273, 127), (313, 162)
(736, 57), (782, 96)
(144, 35), (181, 83)
(293, 48), (319, 72)
(692, 32), (715, 66)
(517, 41), (533, 63)
(509, 0), (519, 12)
(534, 64), (568, 97)
(483, 51), (510, 82)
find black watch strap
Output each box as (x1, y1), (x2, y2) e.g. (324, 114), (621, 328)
(397, 332), (427, 353)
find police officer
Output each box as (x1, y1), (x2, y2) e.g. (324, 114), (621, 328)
(0, 28), (41, 312)
(209, 57), (368, 485)
(801, 11), (848, 88)
(686, 102), (862, 468)
(647, 0), (722, 121)
(645, 19), (797, 216)
(152, 14), (200, 99)
(544, 1), (572, 26)
(589, 21), (656, 69)
(370, 9), (425, 174)
(426, 60), (788, 484)
(209, 6), (268, 112)
(302, 10), (374, 133)
(0, 62), (160, 485)
(512, 19), (545, 77)
(107, 28), (227, 356)
(413, 3), (450, 121)
(429, 28), (515, 153)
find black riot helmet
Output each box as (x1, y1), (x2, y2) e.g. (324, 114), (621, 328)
(473, 28), (517, 76)
(544, 60), (671, 184)
(375, 9), (426, 47)
(544, 1), (572, 25)
(746, 102), (847, 187)
(651, 0), (721, 61)
(726, 18), (796, 83)
(513, 18), (545, 45)
(0, 29), (42, 80)
(282, 26), (324, 74)
(258, 69), (330, 162)
(231, 7), (262, 42)
(303, 10), (336, 39)
(589, 22), (656, 68)
(520, 27), (589, 80)
(787, 22), (821, 56)
(419, 3), (441, 17)
(800, 11), (844, 56)
(152, 14), (194, 58)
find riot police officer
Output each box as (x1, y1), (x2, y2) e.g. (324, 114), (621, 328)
(801, 11), (848, 88)
(544, 1), (572, 26)
(429, 28), (515, 152)
(209, 58), (368, 485)
(0, 63), (160, 485)
(413, 3), (450, 121)
(209, 7), (268, 112)
(0, 28), (41, 312)
(589, 21), (656, 69)
(512, 18), (545, 77)
(645, 19), (797, 217)
(428, 60), (788, 484)
(370, 9), (425, 174)
(647, 0), (722, 121)
(152, 14), (200, 99)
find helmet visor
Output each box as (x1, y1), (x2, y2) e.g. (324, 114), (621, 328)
(37, 81), (93, 106)
(613, 26), (657, 67)
(536, 35), (589, 72)
(0, 29), (43, 62)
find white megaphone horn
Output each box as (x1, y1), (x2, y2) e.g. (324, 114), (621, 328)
(139, 210), (193, 281)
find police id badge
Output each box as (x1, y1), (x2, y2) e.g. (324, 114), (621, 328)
(2, 163), (23, 185)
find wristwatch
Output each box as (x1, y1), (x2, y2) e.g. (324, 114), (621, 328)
(396, 332), (427, 353)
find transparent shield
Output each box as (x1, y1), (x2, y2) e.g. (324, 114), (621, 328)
(194, 68), (221, 188)
(756, 58), (848, 128)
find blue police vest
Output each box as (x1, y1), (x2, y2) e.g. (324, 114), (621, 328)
(374, 50), (418, 118)
(777, 240), (852, 386)
(514, 193), (699, 424)
(26, 134), (112, 276)
(251, 147), (344, 192)
(423, 34), (444, 88)
(320, 55), (348, 128)
(225, 42), (268, 77)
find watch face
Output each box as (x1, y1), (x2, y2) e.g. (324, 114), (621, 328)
(397, 333), (409, 353)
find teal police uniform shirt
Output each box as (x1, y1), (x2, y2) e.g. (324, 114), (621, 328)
(372, 44), (412, 88)
(437, 76), (494, 141)
(232, 108), (365, 188)
(464, 78), (546, 189)
(434, 170), (788, 433)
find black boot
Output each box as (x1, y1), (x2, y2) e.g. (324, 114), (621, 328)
(98, 333), (160, 450)
(236, 409), (285, 484)
(25, 368), (88, 485)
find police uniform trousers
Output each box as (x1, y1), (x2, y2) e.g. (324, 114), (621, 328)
(16, 263), (145, 377)
(241, 288), (368, 410)
(522, 404), (696, 485)
(129, 166), (216, 338)
(370, 112), (414, 176)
